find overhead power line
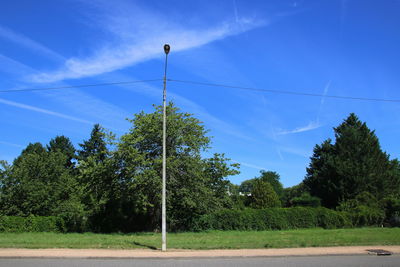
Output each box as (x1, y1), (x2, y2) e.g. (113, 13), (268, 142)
(0, 79), (163, 93)
(0, 77), (399, 103)
(168, 79), (400, 103)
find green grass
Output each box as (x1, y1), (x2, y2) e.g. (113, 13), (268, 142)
(0, 228), (399, 250)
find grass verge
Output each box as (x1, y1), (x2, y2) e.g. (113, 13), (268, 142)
(0, 228), (399, 250)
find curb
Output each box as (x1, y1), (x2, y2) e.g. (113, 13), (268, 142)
(0, 246), (399, 259)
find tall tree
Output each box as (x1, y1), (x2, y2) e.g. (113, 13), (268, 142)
(78, 124), (108, 162)
(203, 153), (240, 209)
(77, 124), (120, 232)
(47, 136), (76, 168)
(0, 160), (13, 215)
(304, 113), (397, 208)
(0, 143), (81, 218)
(116, 103), (239, 231)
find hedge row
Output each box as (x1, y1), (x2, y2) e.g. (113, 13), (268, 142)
(190, 207), (354, 231)
(0, 216), (65, 232)
(0, 207), (386, 233)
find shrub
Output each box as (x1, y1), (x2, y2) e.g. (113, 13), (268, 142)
(190, 207), (352, 231)
(337, 193), (385, 227)
(250, 181), (281, 208)
(53, 199), (88, 232)
(0, 216), (65, 232)
(349, 206), (385, 226)
(291, 193), (321, 207)
(316, 208), (352, 229)
(382, 197), (400, 227)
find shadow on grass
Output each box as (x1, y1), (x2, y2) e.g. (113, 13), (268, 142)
(132, 241), (158, 250)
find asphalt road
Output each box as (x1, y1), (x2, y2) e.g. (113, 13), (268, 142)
(1, 255), (399, 267)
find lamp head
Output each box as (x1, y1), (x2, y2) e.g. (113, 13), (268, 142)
(164, 44), (170, 55)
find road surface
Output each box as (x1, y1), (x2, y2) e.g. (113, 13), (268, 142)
(1, 255), (399, 267)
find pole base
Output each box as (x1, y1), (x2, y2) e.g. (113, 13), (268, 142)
(162, 243), (166, 252)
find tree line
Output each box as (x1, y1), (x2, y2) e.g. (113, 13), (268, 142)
(1, 103), (399, 232)
(234, 113), (400, 226)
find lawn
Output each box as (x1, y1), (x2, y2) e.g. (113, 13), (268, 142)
(0, 228), (399, 250)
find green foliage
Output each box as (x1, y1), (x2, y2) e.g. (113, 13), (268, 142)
(227, 182), (240, 196)
(382, 197), (400, 226)
(53, 197), (87, 232)
(1, 144), (73, 215)
(239, 178), (256, 194)
(78, 124), (109, 162)
(239, 171), (284, 208)
(227, 183), (247, 209)
(250, 180), (281, 208)
(0, 216), (65, 232)
(259, 171), (284, 200)
(114, 103), (239, 231)
(337, 192), (385, 226)
(77, 124), (120, 232)
(190, 207), (351, 231)
(3, 108), (398, 233)
(0, 142), (84, 232)
(204, 154), (240, 206)
(304, 113), (399, 208)
(1, 228), (400, 249)
(349, 206), (385, 226)
(47, 136), (76, 168)
(291, 192), (321, 207)
(239, 171), (284, 199)
(282, 183), (307, 207)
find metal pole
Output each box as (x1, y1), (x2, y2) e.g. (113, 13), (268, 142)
(162, 44), (170, 252)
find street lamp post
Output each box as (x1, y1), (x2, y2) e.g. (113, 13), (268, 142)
(162, 44), (170, 252)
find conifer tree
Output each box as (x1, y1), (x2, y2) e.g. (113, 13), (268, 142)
(78, 124), (108, 162)
(250, 180), (281, 208)
(304, 113), (398, 207)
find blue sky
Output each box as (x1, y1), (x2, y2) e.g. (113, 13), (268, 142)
(1, 0), (399, 187)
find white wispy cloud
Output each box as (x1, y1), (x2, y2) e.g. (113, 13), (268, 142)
(170, 91), (254, 141)
(31, 1), (263, 83)
(233, 0), (240, 23)
(97, 70), (253, 140)
(0, 98), (94, 125)
(0, 25), (64, 61)
(38, 89), (130, 131)
(276, 147), (284, 160)
(0, 54), (37, 77)
(317, 80), (331, 123)
(131, 84), (253, 140)
(234, 161), (265, 171)
(277, 121), (321, 135)
(0, 55), (129, 130)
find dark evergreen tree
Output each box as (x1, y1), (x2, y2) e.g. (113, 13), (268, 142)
(47, 136), (76, 168)
(78, 124), (108, 162)
(77, 124), (119, 232)
(304, 113), (398, 208)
